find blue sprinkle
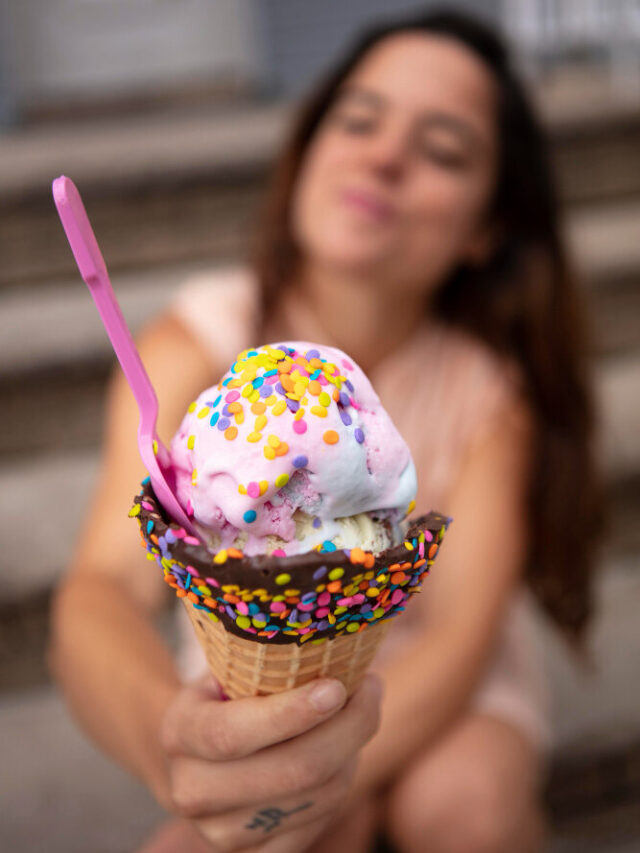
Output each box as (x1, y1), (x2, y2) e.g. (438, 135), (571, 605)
(354, 428), (365, 444)
(146, 520), (154, 534)
(141, 475), (150, 485)
(217, 417), (230, 431)
(253, 376), (264, 388)
(248, 349), (258, 357)
(292, 454), (308, 468)
(259, 384), (271, 397)
(286, 398), (299, 412)
(264, 369), (278, 377)
(312, 517), (322, 529)
(243, 510), (257, 523)
(213, 394), (221, 407)
(210, 411), (219, 427)
(339, 409), (352, 426)
(310, 369), (322, 380)
(193, 603), (209, 611)
(222, 377), (231, 386)
(321, 540), (336, 552)
(248, 603), (260, 615)
(185, 574), (192, 590)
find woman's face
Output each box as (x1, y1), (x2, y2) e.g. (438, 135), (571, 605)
(291, 32), (499, 297)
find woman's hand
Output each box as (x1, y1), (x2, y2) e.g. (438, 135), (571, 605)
(158, 670), (383, 852)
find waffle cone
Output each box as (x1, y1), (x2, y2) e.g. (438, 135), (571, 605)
(182, 598), (390, 699)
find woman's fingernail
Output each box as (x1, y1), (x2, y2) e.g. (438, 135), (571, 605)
(308, 679), (346, 713)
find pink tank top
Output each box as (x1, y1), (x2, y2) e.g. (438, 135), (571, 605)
(168, 266), (524, 676)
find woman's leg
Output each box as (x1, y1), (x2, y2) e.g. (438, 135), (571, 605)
(383, 712), (548, 853)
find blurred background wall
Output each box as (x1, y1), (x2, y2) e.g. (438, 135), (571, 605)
(1, 2), (639, 851)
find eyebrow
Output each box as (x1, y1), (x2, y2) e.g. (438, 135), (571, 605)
(336, 84), (485, 149)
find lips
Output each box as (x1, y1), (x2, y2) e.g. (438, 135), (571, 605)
(340, 187), (395, 222)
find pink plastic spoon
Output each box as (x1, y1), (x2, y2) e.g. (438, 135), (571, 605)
(52, 175), (197, 535)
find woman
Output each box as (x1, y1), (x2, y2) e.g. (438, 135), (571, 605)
(48, 8), (602, 853)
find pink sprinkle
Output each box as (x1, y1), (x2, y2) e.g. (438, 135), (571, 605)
(225, 390), (240, 402)
(315, 607), (329, 618)
(186, 499), (193, 517)
(318, 375), (328, 385)
(297, 368), (309, 377)
(237, 601), (249, 615)
(341, 358), (354, 370)
(270, 601), (287, 612)
(391, 589), (405, 605)
(349, 397), (361, 410)
(418, 542), (425, 558)
(293, 420), (307, 434)
(272, 548), (287, 556)
(425, 530), (433, 542)
(337, 597), (353, 606)
(266, 374), (279, 385)
(246, 626), (257, 634)
(298, 627), (311, 634)
(298, 602), (315, 612)
(247, 481), (260, 498)
(141, 501), (154, 511)
(205, 577), (220, 587)
(317, 592), (331, 606)
(187, 565), (200, 577)
(352, 593), (365, 605)
(183, 536), (200, 546)
(173, 528), (186, 539)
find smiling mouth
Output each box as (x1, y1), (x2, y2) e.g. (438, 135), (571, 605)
(340, 188), (395, 222)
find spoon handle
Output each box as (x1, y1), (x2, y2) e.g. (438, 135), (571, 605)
(52, 175), (160, 440)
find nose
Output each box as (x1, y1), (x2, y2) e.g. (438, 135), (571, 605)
(364, 124), (410, 182)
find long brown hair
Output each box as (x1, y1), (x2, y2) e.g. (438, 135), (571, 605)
(250, 9), (603, 652)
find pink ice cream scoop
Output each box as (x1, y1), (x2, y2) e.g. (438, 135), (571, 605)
(170, 341), (417, 557)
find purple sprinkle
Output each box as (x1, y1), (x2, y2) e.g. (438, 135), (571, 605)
(339, 409), (352, 426)
(292, 454), (308, 468)
(286, 398), (299, 412)
(275, 382), (286, 396)
(301, 592), (316, 602)
(259, 384), (271, 397)
(354, 427), (364, 443)
(225, 605), (237, 619)
(312, 517), (322, 529)
(217, 417), (230, 431)
(165, 529), (176, 544)
(222, 403), (232, 416)
(312, 565), (328, 580)
(306, 348), (320, 359)
(339, 391), (350, 407)
(359, 603), (373, 614)
(289, 609), (299, 623)
(317, 620), (329, 631)
(345, 379), (354, 392)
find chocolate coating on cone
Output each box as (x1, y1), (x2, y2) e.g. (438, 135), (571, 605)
(131, 478), (451, 646)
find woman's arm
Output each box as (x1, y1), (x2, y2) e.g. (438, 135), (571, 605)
(48, 312), (218, 808)
(349, 397), (534, 801)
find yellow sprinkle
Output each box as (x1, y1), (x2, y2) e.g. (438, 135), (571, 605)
(407, 499), (416, 514)
(346, 622), (360, 632)
(275, 573), (291, 585)
(238, 483), (247, 494)
(275, 473), (289, 488)
(191, 468), (197, 485)
(187, 401), (197, 413)
(265, 394), (277, 406)
(301, 395), (309, 405)
(187, 435), (195, 450)
(272, 400), (287, 415)
(255, 415), (268, 431)
(234, 411), (244, 425)
(318, 391), (331, 407)
(294, 381), (307, 396)
(207, 612), (220, 622)
(311, 405), (328, 418)
(241, 385), (253, 398)
(267, 434), (281, 448)
(152, 439), (158, 455)
(249, 389), (260, 403)
(247, 431), (262, 443)
(197, 406), (210, 419)
(264, 446), (276, 460)
(213, 549), (228, 564)
(404, 541), (414, 550)
(366, 587), (379, 598)
(259, 480), (268, 495)
(294, 408), (305, 421)
(328, 567), (344, 580)
(128, 504), (141, 517)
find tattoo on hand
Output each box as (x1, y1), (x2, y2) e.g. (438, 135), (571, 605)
(245, 801), (313, 833)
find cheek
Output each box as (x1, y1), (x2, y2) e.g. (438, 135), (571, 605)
(291, 135), (343, 243)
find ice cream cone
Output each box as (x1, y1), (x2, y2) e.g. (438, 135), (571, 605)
(181, 596), (391, 698)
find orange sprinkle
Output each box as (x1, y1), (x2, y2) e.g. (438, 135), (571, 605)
(363, 553), (375, 569)
(428, 543), (439, 558)
(223, 593), (240, 604)
(224, 426), (238, 440)
(359, 580), (370, 591)
(350, 547), (366, 564)
(228, 401), (243, 413)
(227, 547), (244, 559)
(176, 589), (187, 598)
(204, 597), (217, 608)
(150, 534), (159, 546)
(163, 574), (173, 583)
(281, 374), (294, 392)
(414, 559), (427, 568)
(326, 580), (343, 593)
(251, 401), (267, 414)
(380, 589), (391, 603)
(391, 571), (406, 584)
(401, 561), (412, 570)
(308, 380), (322, 395)
(333, 388), (341, 402)
(389, 563), (401, 572)
(274, 442), (289, 456)
(187, 591), (199, 604)
(309, 358), (323, 368)
(323, 430), (339, 444)
(277, 362), (292, 374)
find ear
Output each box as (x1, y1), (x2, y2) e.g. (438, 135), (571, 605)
(462, 220), (503, 267)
